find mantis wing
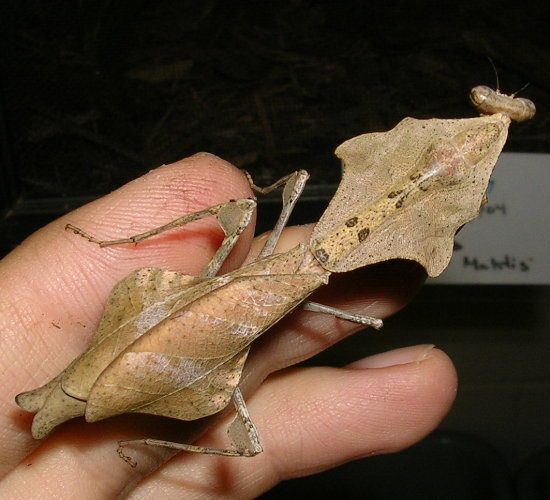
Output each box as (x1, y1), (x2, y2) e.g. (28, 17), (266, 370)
(85, 268), (327, 422)
(16, 268), (199, 438)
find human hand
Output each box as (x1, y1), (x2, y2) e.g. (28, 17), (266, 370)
(0, 153), (457, 498)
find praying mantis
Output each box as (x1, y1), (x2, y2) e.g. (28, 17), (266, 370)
(16, 86), (535, 463)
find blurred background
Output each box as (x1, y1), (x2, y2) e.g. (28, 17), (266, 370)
(1, 1), (549, 498)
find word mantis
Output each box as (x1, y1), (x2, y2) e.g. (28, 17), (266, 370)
(16, 87), (535, 463)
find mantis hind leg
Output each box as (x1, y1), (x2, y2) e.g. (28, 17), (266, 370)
(116, 388), (262, 466)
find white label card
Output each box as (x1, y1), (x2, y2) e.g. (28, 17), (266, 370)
(431, 153), (549, 285)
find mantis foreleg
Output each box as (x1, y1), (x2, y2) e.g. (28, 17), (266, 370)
(248, 169), (309, 259)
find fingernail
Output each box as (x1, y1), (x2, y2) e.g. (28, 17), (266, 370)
(348, 344), (435, 369)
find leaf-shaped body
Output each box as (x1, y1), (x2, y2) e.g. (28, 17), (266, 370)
(17, 267), (201, 438)
(17, 244), (327, 437)
(84, 245), (328, 422)
(310, 113), (510, 276)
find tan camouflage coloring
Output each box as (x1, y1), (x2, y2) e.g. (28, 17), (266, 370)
(16, 88), (534, 460)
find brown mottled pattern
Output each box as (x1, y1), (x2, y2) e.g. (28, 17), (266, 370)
(63, 268), (200, 399)
(85, 257), (327, 421)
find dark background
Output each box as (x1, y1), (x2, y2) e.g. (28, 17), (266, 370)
(2, 1), (549, 498)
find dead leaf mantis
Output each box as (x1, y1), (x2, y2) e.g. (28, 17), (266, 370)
(16, 87), (535, 464)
